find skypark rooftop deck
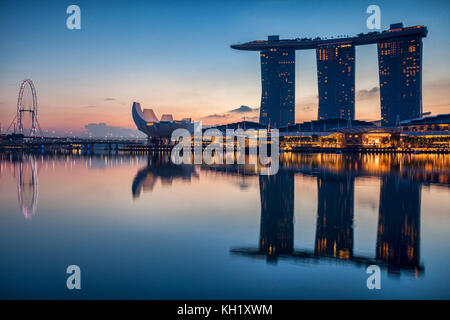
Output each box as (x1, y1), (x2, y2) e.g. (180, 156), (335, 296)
(231, 24), (427, 51)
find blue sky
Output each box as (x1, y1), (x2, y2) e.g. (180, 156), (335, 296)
(0, 0), (449, 132)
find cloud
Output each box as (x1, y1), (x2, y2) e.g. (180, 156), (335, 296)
(357, 87), (379, 100)
(228, 105), (257, 113)
(202, 105), (258, 120)
(84, 123), (145, 138)
(104, 98), (116, 101)
(204, 113), (230, 119)
(244, 116), (259, 121)
(84, 105), (97, 108)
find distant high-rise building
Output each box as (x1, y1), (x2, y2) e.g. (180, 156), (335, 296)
(259, 36), (295, 128)
(378, 23), (424, 126)
(317, 44), (355, 120)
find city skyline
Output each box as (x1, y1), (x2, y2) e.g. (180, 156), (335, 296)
(1, 0), (449, 134)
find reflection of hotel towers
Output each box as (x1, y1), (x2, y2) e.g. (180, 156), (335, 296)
(232, 166), (422, 274)
(314, 173), (354, 259)
(258, 171), (294, 262)
(376, 175), (421, 274)
(257, 171), (355, 262)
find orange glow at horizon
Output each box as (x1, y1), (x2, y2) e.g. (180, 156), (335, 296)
(1, 79), (448, 132)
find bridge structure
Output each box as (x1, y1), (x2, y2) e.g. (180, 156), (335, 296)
(0, 137), (147, 152)
(231, 23), (428, 128)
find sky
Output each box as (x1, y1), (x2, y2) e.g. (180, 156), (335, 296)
(0, 0), (449, 135)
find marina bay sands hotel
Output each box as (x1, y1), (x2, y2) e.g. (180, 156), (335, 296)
(231, 23), (428, 127)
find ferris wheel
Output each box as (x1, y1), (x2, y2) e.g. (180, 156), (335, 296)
(15, 79), (40, 136)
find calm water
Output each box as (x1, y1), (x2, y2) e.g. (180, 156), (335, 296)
(0, 151), (449, 299)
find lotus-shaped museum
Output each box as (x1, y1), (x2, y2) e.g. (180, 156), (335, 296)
(132, 102), (195, 138)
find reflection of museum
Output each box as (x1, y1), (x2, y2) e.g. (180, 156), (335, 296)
(132, 153), (198, 198)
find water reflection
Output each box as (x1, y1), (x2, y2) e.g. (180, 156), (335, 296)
(0, 151), (448, 298)
(315, 172), (354, 260)
(258, 172), (294, 262)
(1, 151), (446, 277)
(132, 152), (198, 198)
(17, 155), (39, 220)
(5, 154), (41, 220)
(377, 175), (421, 275)
(230, 154), (433, 276)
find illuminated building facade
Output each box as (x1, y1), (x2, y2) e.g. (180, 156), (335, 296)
(259, 36), (295, 128)
(399, 113), (450, 132)
(317, 44), (355, 120)
(398, 113), (450, 150)
(277, 115), (450, 151)
(378, 23), (424, 126)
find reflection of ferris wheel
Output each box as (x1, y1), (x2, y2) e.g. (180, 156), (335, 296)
(16, 79), (40, 136)
(17, 155), (39, 220)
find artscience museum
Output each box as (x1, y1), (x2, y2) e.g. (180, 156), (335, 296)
(132, 102), (195, 143)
